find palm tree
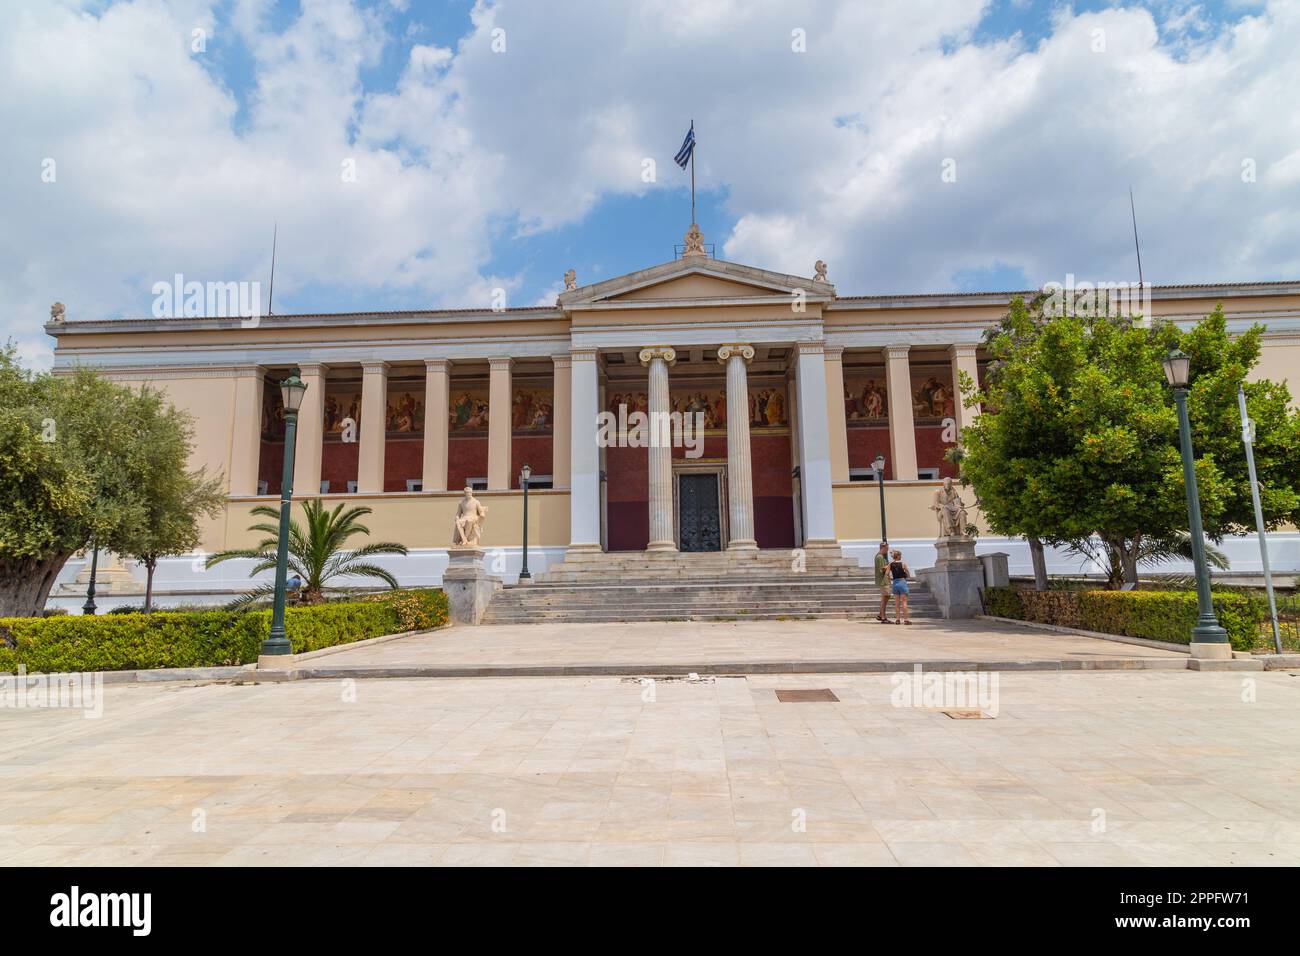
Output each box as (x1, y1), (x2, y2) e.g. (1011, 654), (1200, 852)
(206, 499), (408, 608)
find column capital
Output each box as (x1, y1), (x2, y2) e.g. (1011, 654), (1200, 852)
(488, 357), (514, 371)
(570, 347), (600, 364)
(823, 345), (844, 361)
(551, 353), (572, 370)
(233, 364), (266, 380)
(949, 343), (979, 360)
(716, 344), (755, 364)
(297, 362), (330, 377)
(424, 358), (452, 373)
(885, 343), (911, 361)
(360, 359), (390, 373)
(794, 340), (825, 358)
(639, 346), (676, 366)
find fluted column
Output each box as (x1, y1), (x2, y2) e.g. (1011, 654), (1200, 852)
(949, 344), (981, 431)
(293, 362), (328, 497)
(885, 344), (919, 480)
(640, 346), (677, 552)
(422, 359), (450, 492)
(357, 361), (389, 493)
(569, 348), (601, 550)
(487, 357), (512, 490)
(718, 344), (757, 550)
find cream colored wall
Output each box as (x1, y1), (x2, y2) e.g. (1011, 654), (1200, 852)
(215, 490), (571, 553)
(833, 481), (987, 541)
(1252, 339), (1300, 409)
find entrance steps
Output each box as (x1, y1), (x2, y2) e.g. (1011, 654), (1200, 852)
(482, 549), (937, 624)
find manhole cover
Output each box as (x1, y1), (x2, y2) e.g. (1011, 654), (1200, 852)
(941, 709), (992, 719)
(775, 689), (839, 703)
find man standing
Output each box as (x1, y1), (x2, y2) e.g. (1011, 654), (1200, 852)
(874, 541), (891, 623)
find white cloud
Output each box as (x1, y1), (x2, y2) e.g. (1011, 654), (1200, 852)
(3, 0), (1298, 369)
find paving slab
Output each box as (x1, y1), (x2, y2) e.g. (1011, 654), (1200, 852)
(3, 670), (1299, 867)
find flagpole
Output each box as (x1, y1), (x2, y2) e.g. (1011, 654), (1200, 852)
(690, 119), (696, 225)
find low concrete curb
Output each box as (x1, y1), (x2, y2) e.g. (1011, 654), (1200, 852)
(1257, 654), (1300, 670)
(979, 615), (1191, 653)
(256, 626), (446, 670)
(241, 656), (1192, 682)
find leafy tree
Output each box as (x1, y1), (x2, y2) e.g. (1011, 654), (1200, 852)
(206, 499), (408, 608)
(957, 299), (1300, 588)
(0, 348), (212, 616)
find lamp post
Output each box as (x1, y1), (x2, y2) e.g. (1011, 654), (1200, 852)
(263, 371), (308, 656)
(519, 463), (532, 582)
(82, 538), (99, 615)
(873, 453), (888, 544)
(1162, 349), (1231, 659)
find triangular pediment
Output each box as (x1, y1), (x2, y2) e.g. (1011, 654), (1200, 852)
(558, 256), (835, 310)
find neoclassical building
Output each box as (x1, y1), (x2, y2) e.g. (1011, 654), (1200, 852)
(46, 241), (1300, 605)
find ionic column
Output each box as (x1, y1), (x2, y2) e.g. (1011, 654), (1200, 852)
(487, 357), (512, 490)
(640, 346), (677, 552)
(949, 344), (981, 431)
(229, 365), (264, 496)
(823, 346), (849, 483)
(422, 359), (451, 492)
(718, 344), (757, 550)
(885, 344), (919, 480)
(357, 360), (389, 493)
(293, 362), (328, 497)
(569, 348), (601, 550)
(551, 354), (572, 488)
(793, 342), (837, 547)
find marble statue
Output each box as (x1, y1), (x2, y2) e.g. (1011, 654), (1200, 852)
(564, 269), (577, 291)
(930, 476), (970, 538)
(683, 223), (705, 257)
(814, 260), (827, 282)
(50, 302), (65, 324)
(452, 486), (489, 547)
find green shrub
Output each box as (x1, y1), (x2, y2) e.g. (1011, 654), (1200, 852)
(0, 589), (448, 674)
(984, 585), (1261, 650)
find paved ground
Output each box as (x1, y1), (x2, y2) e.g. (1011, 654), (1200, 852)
(297, 618), (1186, 673)
(3, 667), (1298, 866)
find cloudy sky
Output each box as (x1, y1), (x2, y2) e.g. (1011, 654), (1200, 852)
(3, 0), (1298, 367)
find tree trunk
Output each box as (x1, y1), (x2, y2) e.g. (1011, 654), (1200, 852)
(1121, 540), (1140, 589)
(144, 559), (156, 613)
(0, 554), (73, 617)
(1027, 537), (1048, 591)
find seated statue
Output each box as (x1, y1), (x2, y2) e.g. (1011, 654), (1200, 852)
(930, 476), (969, 538)
(452, 486), (488, 548)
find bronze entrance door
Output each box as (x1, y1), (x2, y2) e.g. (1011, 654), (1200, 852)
(677, 472), (723, 552)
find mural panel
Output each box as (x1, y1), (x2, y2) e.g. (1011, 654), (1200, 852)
(511, 385), (553, 433)
(449, 387), (490, 433)
(910, 365), (955, 425)
(385, 385), (424, 435)
(843, 370), (888, 425)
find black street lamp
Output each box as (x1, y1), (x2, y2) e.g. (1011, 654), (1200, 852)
(519, 463), (532, 581)
(263, 371), (308, 656)
(82, 539), (99, 615)
(873, 453), (888, 543)
(1163, 348), (1231, 658)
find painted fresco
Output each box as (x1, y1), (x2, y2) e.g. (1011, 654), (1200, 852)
(385, 387), (424, 434)
(843, 371), (888, 425)
(604, 384), (788, 430)
(260, 386), (286, 441)
(323, 389), (362, 436)
(449, 387), (491, 433)
(911, 365), (955, 424)
(512, 386), (554, 432)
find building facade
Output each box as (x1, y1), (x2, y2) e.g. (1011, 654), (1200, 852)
(46, 245), (1300, 606)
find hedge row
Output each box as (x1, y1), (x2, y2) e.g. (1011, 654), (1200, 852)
(984, 586), (1260, 650)
(0, 589), (448, 674)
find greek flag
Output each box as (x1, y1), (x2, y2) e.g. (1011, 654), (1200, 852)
(674, 123), (695, 169)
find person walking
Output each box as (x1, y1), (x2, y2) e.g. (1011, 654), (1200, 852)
(888, 549), (912, 625)
(873, 541), (891, 623)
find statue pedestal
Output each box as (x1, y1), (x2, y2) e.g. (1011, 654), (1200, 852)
(443, 548), (500, 626)
(925, 536), (984, 619)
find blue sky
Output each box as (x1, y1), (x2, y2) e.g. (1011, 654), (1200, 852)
(3, 0), (1296, 361)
